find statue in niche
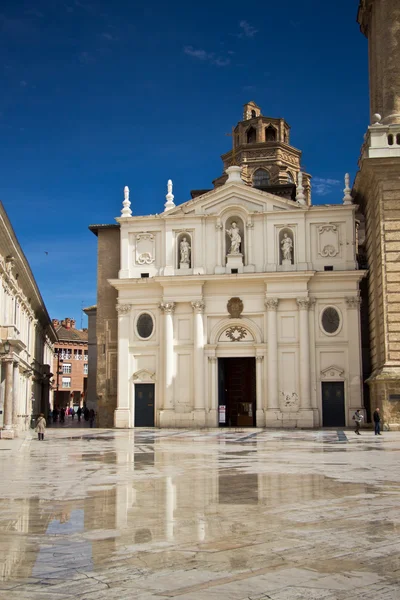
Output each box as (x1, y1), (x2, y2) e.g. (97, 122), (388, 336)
(227, 222), (241, 255)
(281, 233), (293, 263)
(180, 237), (191, 266)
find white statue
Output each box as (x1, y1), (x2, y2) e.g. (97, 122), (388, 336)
(281, 233), (293, 262)
(227, 222), (241, 254)
(180, 237), (191, 265)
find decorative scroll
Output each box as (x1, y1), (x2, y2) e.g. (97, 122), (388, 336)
(136, 233), (155, 265)
(318, 224), (339, 258)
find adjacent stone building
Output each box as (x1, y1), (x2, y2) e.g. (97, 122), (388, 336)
(0, 202), (56, 438)
(354, 0), (400, 428)
(52, 318), (88, 409)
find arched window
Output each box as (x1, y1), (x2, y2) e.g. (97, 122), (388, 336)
(287, 171), (294, 183)
(253, 169), (270, 188)
(397, 134), (400, 145)
(388, 134), (394, 146)
(265, 125), (277, 141)
(251, 110), (256, 118)
(246, 127), (256, 144)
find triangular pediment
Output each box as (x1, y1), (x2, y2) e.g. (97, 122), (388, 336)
(164, 182), (303, 218)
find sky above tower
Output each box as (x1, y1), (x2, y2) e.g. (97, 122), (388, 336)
(0, 0), (368, 323)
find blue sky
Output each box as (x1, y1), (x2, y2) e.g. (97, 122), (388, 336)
(0, 0), (368, 325)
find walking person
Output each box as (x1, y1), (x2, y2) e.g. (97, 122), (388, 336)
(89, 409), (95, 428)
(353, 409), (363, 435)
(373, 407), (381, 435)
(60, 407), (65, 423)
(77, 407), (82, 422)
(35, 413), (46, 441)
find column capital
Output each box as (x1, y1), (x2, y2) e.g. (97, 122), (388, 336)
(309, 297), (316, 310)
(159, 302), (176, 314)
(116, 303), (132, 315)
(296, 297), (310, 310)
(246, 220), (254, 229)
(345, 296), (362, 309)
(265, 298), (279, 311)
(191, 300), (205, 313)
(255, 355), (264, 362)
(208, 356), (217, 363)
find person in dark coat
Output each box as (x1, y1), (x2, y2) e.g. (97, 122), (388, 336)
(89, 409), (95, 428)
(77, 407), (82, 422)
(373, 407), (381, 435)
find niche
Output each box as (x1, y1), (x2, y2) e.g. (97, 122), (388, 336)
(265, 125), (277, 141)
(176, 232), (192, 269)
(225, 216), (245, 261)
(279, 228), (294, 265)
(246, 127), (256, 144)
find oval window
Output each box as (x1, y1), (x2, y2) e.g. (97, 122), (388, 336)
(136, 313), (154, 339)
(321, 307), (340, 335)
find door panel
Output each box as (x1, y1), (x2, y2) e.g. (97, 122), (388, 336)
(322, 382), (345, 427)
(135, 384), (155, 427)
(218, 358), (256, 427)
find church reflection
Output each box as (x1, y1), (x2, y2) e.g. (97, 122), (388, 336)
(0, 439), (375, 582)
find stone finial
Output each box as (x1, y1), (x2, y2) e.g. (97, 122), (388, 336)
(225, 165), (245, 185)
(121, 185), (132, 217)
(164, 179), (175, 211)
(372, 113), (382, 125)
(296, 171), (306, 205)
(343, 173), (353, 205)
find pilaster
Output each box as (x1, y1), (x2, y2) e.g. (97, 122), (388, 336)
(114, 303), (132, 428)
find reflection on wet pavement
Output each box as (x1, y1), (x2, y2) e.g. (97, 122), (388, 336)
(0, 428), (400, 599)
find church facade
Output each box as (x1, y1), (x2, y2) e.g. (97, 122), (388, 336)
(94, 101), (366, 429)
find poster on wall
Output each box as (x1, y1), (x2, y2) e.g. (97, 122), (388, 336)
(219, 405), (226, 424)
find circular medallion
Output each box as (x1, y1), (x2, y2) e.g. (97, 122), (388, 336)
(136, 313), (154, 339)
(321, 307), (341, 335)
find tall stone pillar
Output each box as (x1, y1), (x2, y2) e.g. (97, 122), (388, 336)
(265, 298), (279, 418)
(114, 304), (132, 428)
(358, 0), (400, 125)
(246, 220), (254, 267)
(308, 299), (319, 418)
(160, 302), (176, 413)
(12, 362), (19, 429)
(255, 355), (265, 426)
(1, 358), (14, 437)
(346, 296), (364, 413)
(297, 298), (311, 409)
(191, 301), (206, 426)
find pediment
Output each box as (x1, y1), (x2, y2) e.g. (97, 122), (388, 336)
(320, 365), (345, 379)
(132, 369), (156, 382)
(166, 182), (302, 218)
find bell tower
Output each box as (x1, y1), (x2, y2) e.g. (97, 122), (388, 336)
(354, 0), (400, 427)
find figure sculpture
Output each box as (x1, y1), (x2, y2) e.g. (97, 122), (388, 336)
(227, 222), (241, 254)
(180, 237), (191, 265)
(281, 233), (293, 262)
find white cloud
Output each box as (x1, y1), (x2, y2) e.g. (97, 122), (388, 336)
(19, 80), (27, 87)
(238, 20), (258, 38)
(183, 46), (230, 67)
(101, 32), (118, 41)
(313, 177), (341, 196)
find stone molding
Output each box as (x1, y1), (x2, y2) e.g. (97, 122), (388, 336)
(345, 296), (362, 309)
(265, 298), (279, 311)
(116, 304), (132, 315)
(159, 302), (176, 314)
(296, 297), (311, 310)
(191, 300), (205, 313)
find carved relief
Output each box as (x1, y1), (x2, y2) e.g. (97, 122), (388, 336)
(136, 233), (155, 265)
(227, 297), (244, 318)
(320, 366), (345, 380)
(159, 302), (176, 314)
(116, 304), (132, 315)
(345, 296), (362, 309)
(219, 326), (252, 342)
(265, 298), (279, 311)
(133, 369), (156, 382)
(279, 391), (300, 413)
(318, 224), (339, 258)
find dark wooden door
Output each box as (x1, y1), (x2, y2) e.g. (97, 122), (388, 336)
(322, 382), (345, 427)
(135, 384), (155, 427)
(218, 358), (256, 427)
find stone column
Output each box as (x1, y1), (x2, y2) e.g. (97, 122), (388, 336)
(191, 301), (205, 416)
(2, 358), (14, 435)
(297, 298), (311, 410)
(160, 302), (176, 411)
(209, 356), (218, 425)
(345, 296), (363, 412)
(12, 361), (19, 429)
(246, 220), (254, 267)
(215, 220), (224, 273)
(255, 355), (265, 426)
(114, 304), (132, 428)
(308, 299), (318, 413)
(265, 298), (279, 411)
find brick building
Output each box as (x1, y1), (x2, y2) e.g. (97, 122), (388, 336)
(52, 318), (88, 408)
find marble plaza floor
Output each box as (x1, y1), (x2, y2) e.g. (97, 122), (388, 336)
(0, 426), (400, 599)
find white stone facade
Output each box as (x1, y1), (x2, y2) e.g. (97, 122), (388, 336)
(111, 169), (366, 428)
